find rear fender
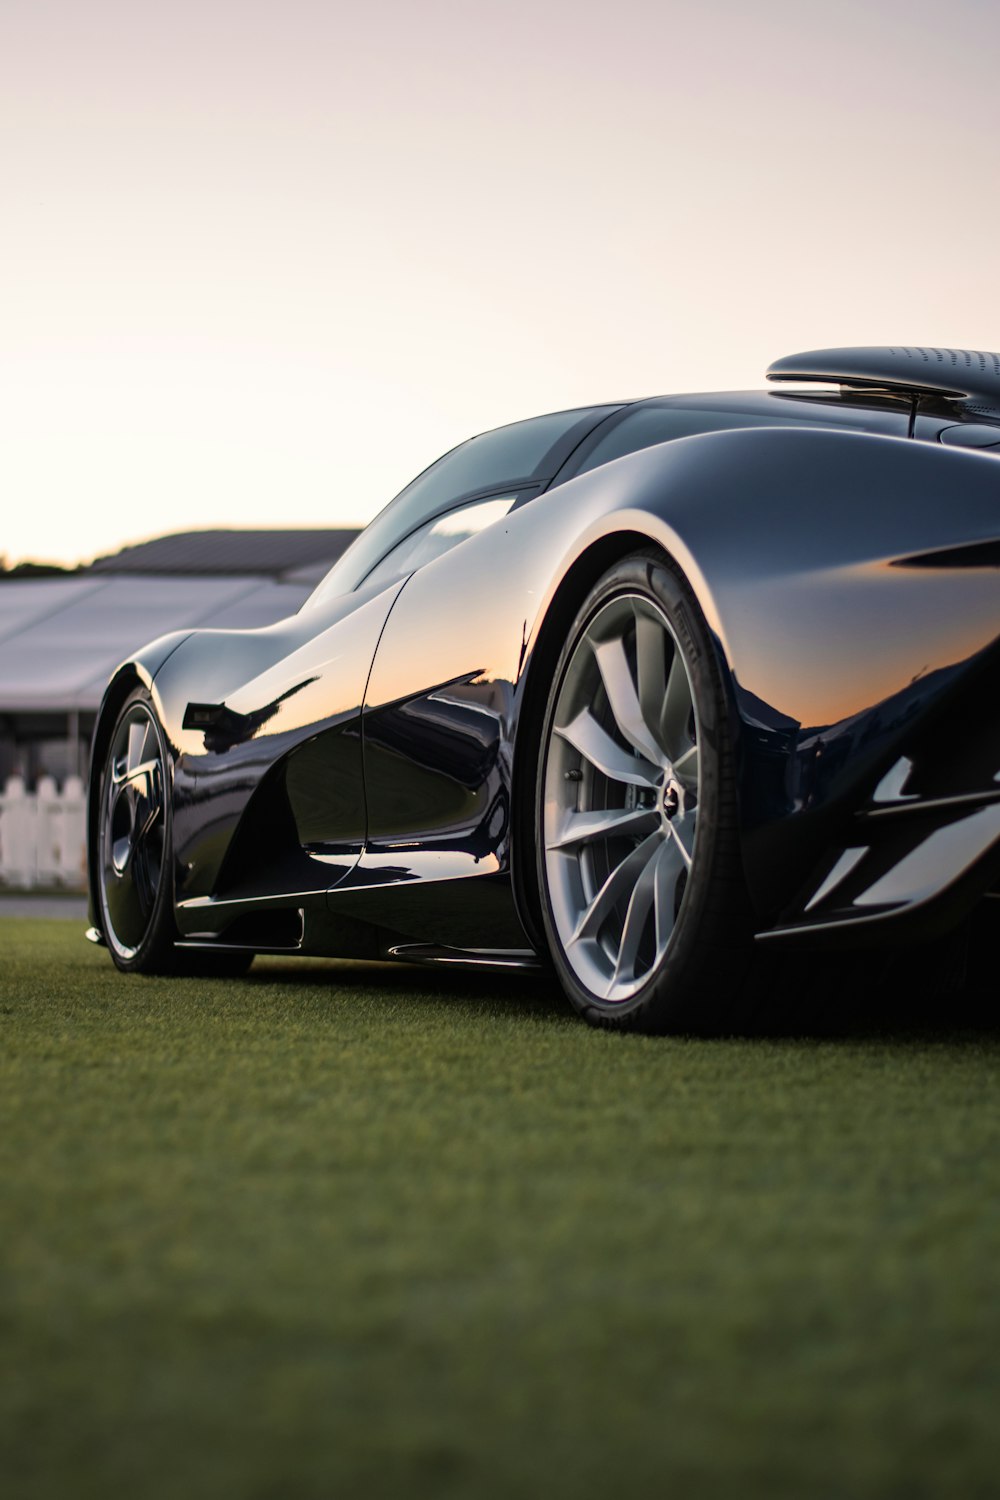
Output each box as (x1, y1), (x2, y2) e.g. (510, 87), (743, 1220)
(523, 427), (1000, 922)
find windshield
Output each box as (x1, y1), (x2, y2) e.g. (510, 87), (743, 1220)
(306, 404), (619, 606)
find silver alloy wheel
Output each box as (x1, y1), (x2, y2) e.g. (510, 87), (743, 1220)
(542, 592), (701, 1002)
(99, 701), (167, 961)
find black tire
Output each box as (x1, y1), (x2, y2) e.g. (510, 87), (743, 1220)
(535, 551), (756, 1034)
(97, 687), (252, 978)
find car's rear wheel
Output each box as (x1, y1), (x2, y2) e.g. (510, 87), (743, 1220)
(98, 688), (251, 977)
(536, 551), (755, 1033)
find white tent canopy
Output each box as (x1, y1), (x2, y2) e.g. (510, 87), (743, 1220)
(0, 573), (314, 713)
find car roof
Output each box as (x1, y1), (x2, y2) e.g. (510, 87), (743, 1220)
(628, 387), (912, 425)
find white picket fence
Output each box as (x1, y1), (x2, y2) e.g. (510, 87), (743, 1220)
(0, 776), (88, 890)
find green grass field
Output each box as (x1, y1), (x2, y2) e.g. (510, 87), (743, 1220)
(2, 918), (1000, 1499)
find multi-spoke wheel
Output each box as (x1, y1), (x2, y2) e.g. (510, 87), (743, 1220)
(98, 690), (176, 970)
(536, 552), (752, 1033)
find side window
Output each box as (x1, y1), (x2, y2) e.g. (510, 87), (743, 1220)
(359, 495), (518, 593)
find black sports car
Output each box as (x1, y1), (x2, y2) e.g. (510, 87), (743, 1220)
(87, 346), (1000, 1032)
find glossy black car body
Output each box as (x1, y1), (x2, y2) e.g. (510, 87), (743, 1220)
(88, 347), (1000, 1028)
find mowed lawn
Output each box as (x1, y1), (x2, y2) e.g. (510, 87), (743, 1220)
(2, 919), (1000, 1499)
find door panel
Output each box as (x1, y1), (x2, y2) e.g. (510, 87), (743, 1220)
(353, 511), (544, 947)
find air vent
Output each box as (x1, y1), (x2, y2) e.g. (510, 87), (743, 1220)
(767, 346), (1000, 409)
(893, 540), (1000, 571)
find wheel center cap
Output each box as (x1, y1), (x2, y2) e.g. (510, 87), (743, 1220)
(660, 779), (681, 821)
(110, 788), (137, 874)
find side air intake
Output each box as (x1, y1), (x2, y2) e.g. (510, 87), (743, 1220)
(767, 346), (1000, 410)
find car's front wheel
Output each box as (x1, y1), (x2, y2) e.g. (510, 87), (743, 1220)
(536, 551), (754, 1034)
(97, 687), (251, 977)
(97, 688), (179, 972)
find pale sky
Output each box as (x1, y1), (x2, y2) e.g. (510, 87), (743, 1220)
(3, 0), (999, 566)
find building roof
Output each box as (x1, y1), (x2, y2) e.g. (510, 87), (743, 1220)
(89, 528), (359, 577)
